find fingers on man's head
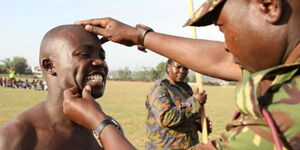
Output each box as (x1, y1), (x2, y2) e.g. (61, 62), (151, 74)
(75, 18), (109, 27)
(75, 17), (112, 35)
(85, 25), (106, 36)
(75, 18), (101, 25)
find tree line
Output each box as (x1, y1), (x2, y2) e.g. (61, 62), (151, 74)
(109, 62), (235, 86)
(109, 62), (198, 82)
(0, 57), (32, 74)
(108, 62), (171, 82)
(0, 57), (175, 82)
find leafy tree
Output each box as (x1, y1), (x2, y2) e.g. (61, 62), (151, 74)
(134, 69), (151, 81)
(0, 65), (8, 74)
(117, 67), (132, 81)
(188, 72), (196, 82)
(147, 61), (167, 81)
(148, 68), (159, 81)
(110, 61), (168, 82)
(24, 68), (33, 75)
(155, 61), (167, 79)
(1, 58), (12, 69)
(11, 57), (29, 74)
(1, 57), (30, 74)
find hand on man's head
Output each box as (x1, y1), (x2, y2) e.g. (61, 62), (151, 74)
(75, 17), (138, 47)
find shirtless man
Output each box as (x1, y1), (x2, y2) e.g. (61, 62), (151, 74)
(0, 25), (112, 150)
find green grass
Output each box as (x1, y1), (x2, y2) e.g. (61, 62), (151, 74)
(0, 81), (236, 149)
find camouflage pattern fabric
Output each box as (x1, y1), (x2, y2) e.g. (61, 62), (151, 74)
(183, 0), (224, 27)
(190, 60), (300, 150)
(145, 77), (202, 150)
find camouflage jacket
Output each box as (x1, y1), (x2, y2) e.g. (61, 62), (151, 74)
(216, 61), (300, 150)
(145, 77), (202, 150)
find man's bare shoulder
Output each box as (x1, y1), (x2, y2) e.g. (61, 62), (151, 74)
(0, 115), (36, 149)
(0, 103), (45, 150)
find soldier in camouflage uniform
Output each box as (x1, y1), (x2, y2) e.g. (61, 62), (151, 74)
(67, 0), (300, 149)
(184, 0), (300, 149)
(145, 59), (207, 150)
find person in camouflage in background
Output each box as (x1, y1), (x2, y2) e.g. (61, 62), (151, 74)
(145, 59), (208, 150)
(63, 0), (300, 149)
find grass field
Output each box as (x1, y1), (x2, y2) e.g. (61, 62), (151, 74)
(0, 81), (236, 149)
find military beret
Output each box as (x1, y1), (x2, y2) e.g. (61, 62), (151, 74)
(183, 0), (225, 27)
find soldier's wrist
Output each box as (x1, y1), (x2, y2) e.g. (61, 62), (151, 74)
(135, 24), (154, 53)
(91, 112), (108, 130)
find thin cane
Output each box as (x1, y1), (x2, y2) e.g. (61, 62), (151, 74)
(186, 0), (209, 144)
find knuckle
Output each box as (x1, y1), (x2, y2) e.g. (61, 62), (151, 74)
(105, 17), (112, 22)
(91, 26), (96, 32)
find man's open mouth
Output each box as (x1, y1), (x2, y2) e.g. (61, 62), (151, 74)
(86, 74), (103, 83)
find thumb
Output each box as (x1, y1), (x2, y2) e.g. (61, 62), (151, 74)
(194, 87), (199, 93)
(82, 85), (93, 99)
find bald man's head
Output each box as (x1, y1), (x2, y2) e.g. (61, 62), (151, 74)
(39, 25), (99, 64)
(38, 25), (108, 98)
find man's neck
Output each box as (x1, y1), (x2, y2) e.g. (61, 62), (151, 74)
(44, 88), (73, 128)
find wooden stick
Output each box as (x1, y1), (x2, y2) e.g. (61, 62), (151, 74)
(187, 0), (208, 144)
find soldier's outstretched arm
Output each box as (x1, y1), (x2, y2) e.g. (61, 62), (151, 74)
(76, 18), (242, 81)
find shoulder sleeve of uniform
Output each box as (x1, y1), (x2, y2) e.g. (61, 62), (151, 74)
(183, 96), (201, 115)
(277, 75), (300, 102)
(151, 84), (171, 104)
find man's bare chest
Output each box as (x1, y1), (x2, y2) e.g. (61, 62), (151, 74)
(32, 128), (102, 150)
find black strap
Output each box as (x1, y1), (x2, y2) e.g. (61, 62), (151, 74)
(94, 119), (116, 137)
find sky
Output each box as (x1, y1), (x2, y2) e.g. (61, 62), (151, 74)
(0, 0), (224, 71)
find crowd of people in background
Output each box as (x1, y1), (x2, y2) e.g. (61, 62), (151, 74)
(0, 77), (47, 90)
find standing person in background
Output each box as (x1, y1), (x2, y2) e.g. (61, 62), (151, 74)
(9, 67), (16, 88)
(145, 59), (208, 149)
(0, 77), (2, 87)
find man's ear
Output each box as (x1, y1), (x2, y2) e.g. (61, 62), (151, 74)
(259, 0), (282, 24)
(41, 58), (56, 75)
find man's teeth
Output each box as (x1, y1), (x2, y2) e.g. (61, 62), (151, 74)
(87, 75), (103, 82)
